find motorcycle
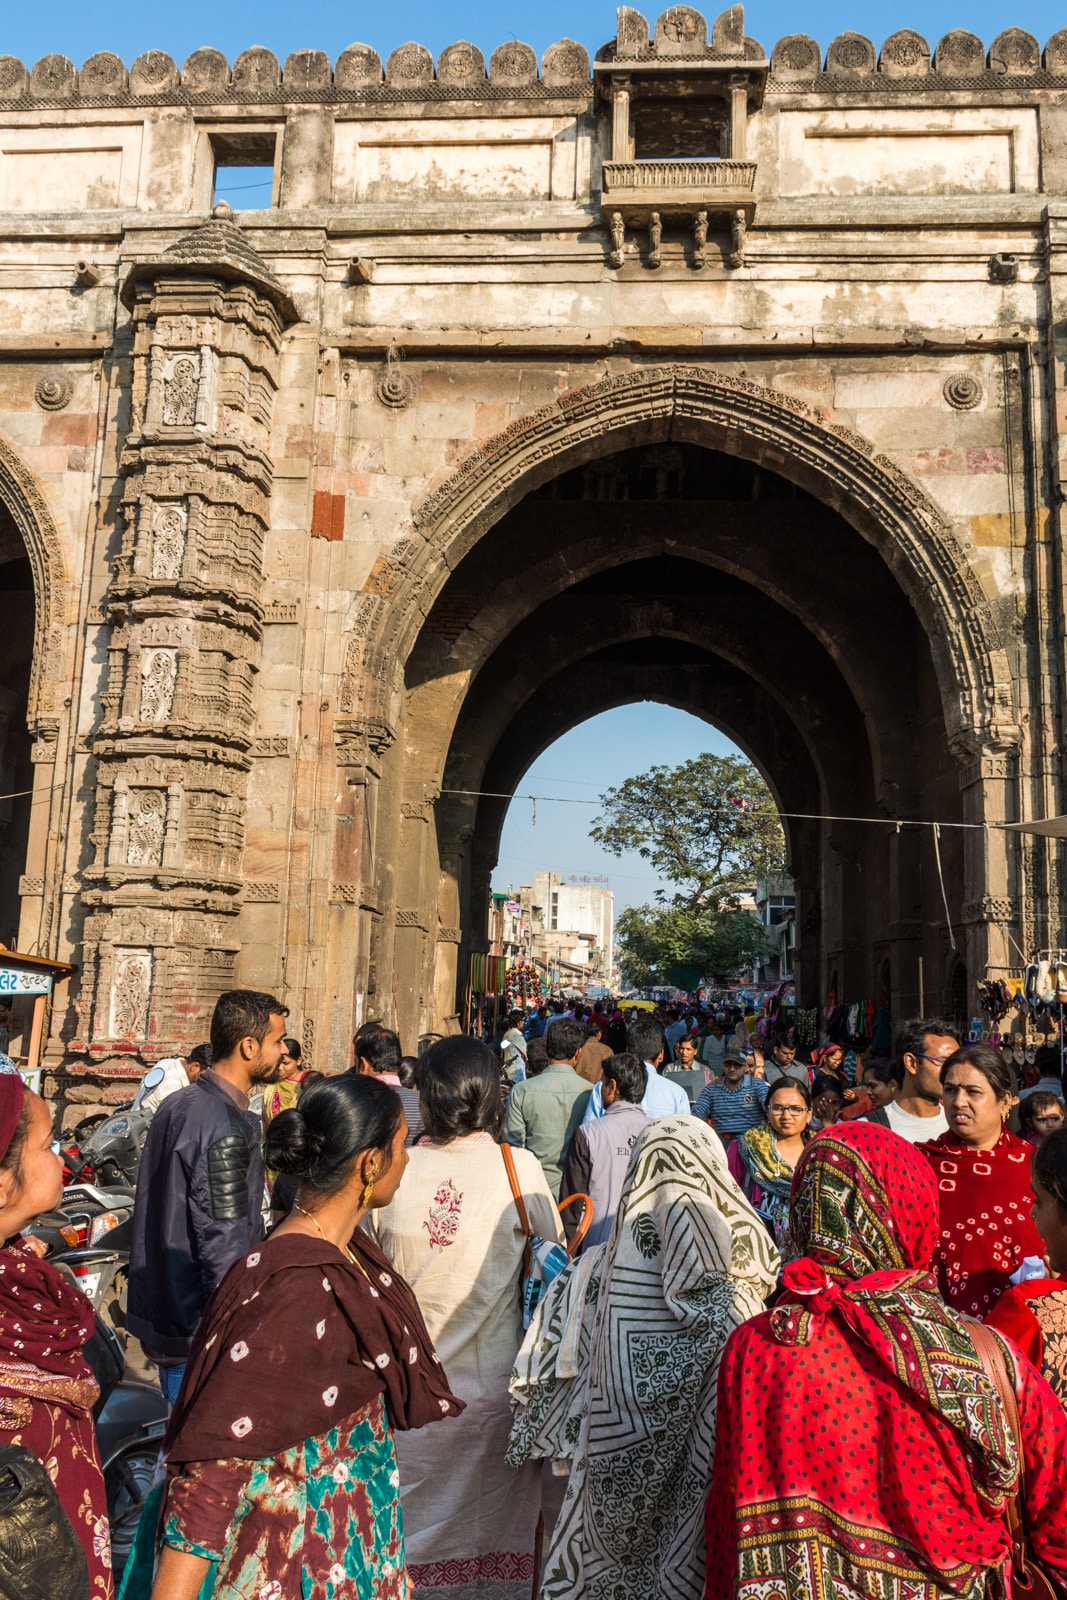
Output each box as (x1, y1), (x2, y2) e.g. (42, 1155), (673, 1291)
(61, 1064), (166, 1189)
(26, 1181), (135, 1345)
(76, 1275), (170, 1579)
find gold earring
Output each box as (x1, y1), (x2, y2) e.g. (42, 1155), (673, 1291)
(361, 1164), (379, 1208)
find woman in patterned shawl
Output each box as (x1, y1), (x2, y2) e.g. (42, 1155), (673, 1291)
(508, 1114), (779, 1600)
(706, 1120), (1067, 1600)
(366, 1037), (561, 1600)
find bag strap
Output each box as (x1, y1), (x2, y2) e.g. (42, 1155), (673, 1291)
(964, 1320), (1030, 1578)
(500, 1141), (533, 1244)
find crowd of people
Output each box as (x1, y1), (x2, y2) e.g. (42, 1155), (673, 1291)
(3, 988), (1067, 1598)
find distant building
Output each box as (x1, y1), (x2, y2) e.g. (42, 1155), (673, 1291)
(504, 872), (615, 988)
(753, 877), (796, 985)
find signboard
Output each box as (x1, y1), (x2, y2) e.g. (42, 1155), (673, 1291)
(0, 967), (52, 996)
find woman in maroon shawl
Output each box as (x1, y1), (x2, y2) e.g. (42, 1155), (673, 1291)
(0, 1075), (112, 1596)
(707, 1120), (1067, 1599)
(144, 1072), (462, 1600)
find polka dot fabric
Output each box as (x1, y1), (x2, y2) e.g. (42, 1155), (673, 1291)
(919, 1129), (1044, 1318)
(706, 1122), (1067, 1597)
(163, 1231), (462, 1467)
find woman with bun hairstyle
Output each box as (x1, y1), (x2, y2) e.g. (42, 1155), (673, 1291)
(140, 1074), (462, 1600)
(366, 1036), (563, 1600)
(0, 1076), (113, 1596)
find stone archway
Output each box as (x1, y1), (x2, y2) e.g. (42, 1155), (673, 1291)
(0, 429), (67, 738)
(336, 365), (1022, 1043)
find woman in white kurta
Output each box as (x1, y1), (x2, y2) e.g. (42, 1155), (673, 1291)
(367, 1036), (563, 1600)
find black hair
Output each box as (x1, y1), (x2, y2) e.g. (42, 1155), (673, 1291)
(863, 1054), (902, 1088)
(940, 1042), (1013, 1100)
(771, 1032), (795, 1053)
(418, 1036), (504, 1140)
(282, 1037), (302, 1063)
(546, 1018), (586, 1061)
(505, 1010), (524, 1029)
(1033, 1044), (1063, 1080)
(627, 1015), (667, 1065)
(811, 1072), (846, 1101)
(210, 990), (289, 1060)
(264, 1074), (402, 1198)
(1020, 1091), (1064, 1133)
(526, 1038), (549, 1076)
(1034, 1127), (1067, 1214)
(602, 1051), (646, 1103)
(0, 1094), (33, 1183)
(397, 1055), (420, 1090)
(893, 1017), (957, 1065)
(187, 1042), (213, 1071)
(354, 1024), (402, 1076)
(766, 1076), (812, 1111)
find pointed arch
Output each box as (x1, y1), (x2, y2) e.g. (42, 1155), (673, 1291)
(0, 429), (67, 732)
(359, 364), (1015, 755)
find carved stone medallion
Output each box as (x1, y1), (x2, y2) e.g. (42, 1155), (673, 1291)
(943, 373), (983, 410)
(35, 371), (73, 411)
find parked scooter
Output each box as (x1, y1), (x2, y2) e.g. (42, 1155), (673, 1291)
(74, 1274), (169, 1579)
(61, 1065), (166, 1189)
(26, 1180), (136, 1344)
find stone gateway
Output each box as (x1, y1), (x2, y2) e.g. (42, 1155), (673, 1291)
(0, 6), (1063, 1088)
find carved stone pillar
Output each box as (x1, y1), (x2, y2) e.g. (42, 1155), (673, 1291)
(957, 743), (1023, 986)
(74, 206), (297, 1068)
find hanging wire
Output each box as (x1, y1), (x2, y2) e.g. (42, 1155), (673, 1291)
(931, 823), (958, 951)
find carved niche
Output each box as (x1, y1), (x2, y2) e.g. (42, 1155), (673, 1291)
(126, 790), (166, 866)
(161, 354), (200, 426)
(140, 649), (178, 723)
(109, 949), (153, 1041)
(151, 502), (188, 580)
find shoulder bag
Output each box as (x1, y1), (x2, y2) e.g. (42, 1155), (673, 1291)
(500, 1142), (593, 1327)
(966, 1320), (1067, 1600)
(0, 1443), (88, 1600)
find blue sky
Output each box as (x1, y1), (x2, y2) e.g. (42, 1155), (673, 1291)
(5, 0), (1063, 69)
(491, 704), (745, 912)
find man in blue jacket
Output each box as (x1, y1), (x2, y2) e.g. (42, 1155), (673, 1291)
(129, 988), (288, 1400)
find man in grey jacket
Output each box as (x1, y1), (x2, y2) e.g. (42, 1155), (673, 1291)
(560, 1051), (648, 1252)
(129, 989), (288, 1401)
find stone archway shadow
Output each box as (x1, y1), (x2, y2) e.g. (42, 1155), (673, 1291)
(0, 428), (67, 734)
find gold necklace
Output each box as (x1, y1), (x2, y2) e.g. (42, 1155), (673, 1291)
(293, 1203), (368, 1279)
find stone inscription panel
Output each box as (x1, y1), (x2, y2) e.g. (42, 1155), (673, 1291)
(778, 108), (1039, 197)
(333, 118), (576, 203)
(0, 123), (144, 210)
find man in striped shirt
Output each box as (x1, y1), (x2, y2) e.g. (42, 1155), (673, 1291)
(694, 1048), (768, 1142)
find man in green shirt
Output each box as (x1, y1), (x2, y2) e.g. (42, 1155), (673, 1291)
(503, 1017), (590, 1199)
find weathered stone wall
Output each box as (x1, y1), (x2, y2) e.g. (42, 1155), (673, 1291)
(0, 5), (1062, 1084)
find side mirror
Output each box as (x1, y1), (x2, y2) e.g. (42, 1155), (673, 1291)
(140, 1066), (166, 1093)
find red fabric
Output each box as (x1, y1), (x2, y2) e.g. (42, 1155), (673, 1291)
(706, 1122), (1067, 1599)
(987, 1278), (1067, 1411)
(0, 1240), (111, 1596)
(0, 1077), (24, 1165)
(920, 1129), (1043, 1317)
(164, 1229), (463, 1465)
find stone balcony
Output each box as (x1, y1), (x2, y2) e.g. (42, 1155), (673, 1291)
(600, 157), (756, 223)
(600, 158), (756, 267)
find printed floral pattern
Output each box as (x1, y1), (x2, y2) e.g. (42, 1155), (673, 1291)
(423, 1180), (464, 1250)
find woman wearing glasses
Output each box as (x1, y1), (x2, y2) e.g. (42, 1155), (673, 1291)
(727, 1078), (814, 1257)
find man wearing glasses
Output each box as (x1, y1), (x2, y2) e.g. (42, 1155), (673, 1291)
(865, 1018), (958, 1143)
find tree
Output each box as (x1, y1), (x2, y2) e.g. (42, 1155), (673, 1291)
(614, 903), (771, 989)
(591, 752), (785, 911)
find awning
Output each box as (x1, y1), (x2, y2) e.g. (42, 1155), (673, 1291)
(1002, 817), (1067, 839)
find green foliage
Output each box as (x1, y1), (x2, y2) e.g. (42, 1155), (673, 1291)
(591, 752), (785, 911)
(614, 902), (772, 988)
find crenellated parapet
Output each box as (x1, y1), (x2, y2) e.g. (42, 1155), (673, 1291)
(72, 206), (297, 1069)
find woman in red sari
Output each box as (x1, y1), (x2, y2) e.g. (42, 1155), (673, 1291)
(0, 1075), (112, 1596)
(988, 1126), (1067, 1405)
(920, 1043), (1043, 1317)
(707, 1120), (1067, 1599)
